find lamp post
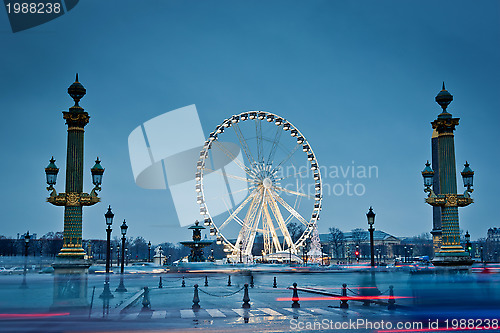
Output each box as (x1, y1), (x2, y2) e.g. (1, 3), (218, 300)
(110, 246), (113, 268)
(117, 244), (120, 268)
(239, 240), (243, 264)
(116, 220), (128, 292)
(404, 246), (407, 263)
(302, 245), (306, 266)
(422, 84), (474, 266)
(20, 232), (30, 289)
(120, 221), (128, 273)
(480, 245), (484, 263)
(104, 206), (113, 274)
(366, 207), (376, 267)
(24, 231), (31, 257)
(158, 246), (163, 266)
(148, 241), (151, 262)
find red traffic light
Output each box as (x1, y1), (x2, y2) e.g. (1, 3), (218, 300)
(355, 251), (359, 256)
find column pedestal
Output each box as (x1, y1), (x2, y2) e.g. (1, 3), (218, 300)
(51, 258), (91, 312)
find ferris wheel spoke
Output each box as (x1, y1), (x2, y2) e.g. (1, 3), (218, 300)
(234, 191), (262, 255)
(271, 143), (301, 174)
(266, 189), (296, 253)
(244, 193), (265, 255)
(204, 168), (255, 183)
(266, 124), (283, 165)
(274, 185), (313, 199)
(232, 123), (256, 166)
(262, 198), (283, 252)
(255, 119), (264, 163)
(271, 189), (309, 227)
(204, 187), (249, 203)
(218, 189), (258, 231)
(213, 141), (252, 176)
(276, 168), (310, 181)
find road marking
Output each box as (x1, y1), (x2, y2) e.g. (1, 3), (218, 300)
(152, 310), (166, 319)
(307, 308), (335, 315)
(180, 309), (196, 318)
(122, 313), (138, 320)
(327, 307), (359, 316)
(206, 308), (226, 317)
(259, 308), (284, 316)
(281, 307), (313, 316)
(232, 308), (254, 317)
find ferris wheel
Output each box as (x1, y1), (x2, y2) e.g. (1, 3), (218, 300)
(196, 111), (322, 262)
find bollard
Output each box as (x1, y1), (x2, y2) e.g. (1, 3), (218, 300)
(142, 286), (151, 311)
(388, 285), (396, 310)
(227, 275), (232, 286)
(182, 276), (186, 287)
(192, 284), (200, 310)
(204, 276), (209, 287)
(242, 283), (251, 308)
(340, 283), (349, 309)
(250, 275), (254, 288)
(273, 276), (277, 288)
(291, 282), (300, 308)
(158, 276), (163, 289)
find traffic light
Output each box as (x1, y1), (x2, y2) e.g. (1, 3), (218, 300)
(355, 250), (360, 263)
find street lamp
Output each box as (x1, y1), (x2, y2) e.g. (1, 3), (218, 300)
(366, 207), (376, 267)
(100, 206), (114, 299)
(404, 246), (407, 263)
(104, 206), (113, 274)
(239, 240), (243, 264)
(480, 245), (484, 263)
(20, 232), (30, 289)
(120, 220), (128, 273)
(461, 162), (474, 194)
(90, 158), (104, 196)
(148, 241), (151, 262)
(24, 231), (31, 257)
(421, 161), (435, 195)
(116, 220), (128, 292)
(44, 158), (59, 197)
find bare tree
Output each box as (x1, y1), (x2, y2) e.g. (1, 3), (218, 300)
(351, 228), (366, 246)
(328, 227), (344, 259)
(287, 222), (305, 243)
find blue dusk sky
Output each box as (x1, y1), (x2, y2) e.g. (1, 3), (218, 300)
(0, 1), (499, 244)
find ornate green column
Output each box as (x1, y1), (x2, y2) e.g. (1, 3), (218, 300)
(424, 84), (473, 267)
(46, 75), (103, 310)
(60, 76), (90, 258)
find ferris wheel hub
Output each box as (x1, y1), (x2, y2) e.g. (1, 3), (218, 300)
(262, 177), (273, 189)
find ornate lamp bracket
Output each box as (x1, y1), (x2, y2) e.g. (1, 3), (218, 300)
(89, 185), (102, 198)
(425, 193), (473, 207)
(46, 185), (58, 197)
(47, 192), (100, 207)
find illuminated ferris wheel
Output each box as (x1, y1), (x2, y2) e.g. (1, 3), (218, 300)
(196, 111), (322, 262)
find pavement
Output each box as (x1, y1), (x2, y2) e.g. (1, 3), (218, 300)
(0, 269), (499, 332)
